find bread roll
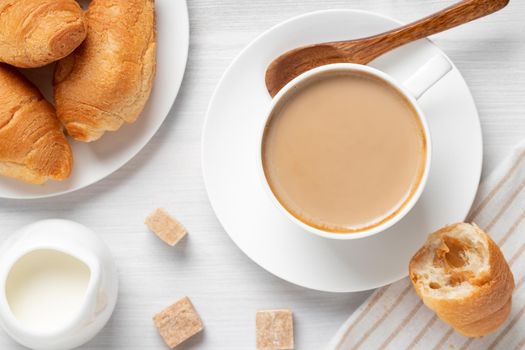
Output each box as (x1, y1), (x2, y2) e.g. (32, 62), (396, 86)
(54, 0), (156, 142)
(0, 64), (72, 184)
(409, 223), (514, 337)
(0, 0), (87, 68)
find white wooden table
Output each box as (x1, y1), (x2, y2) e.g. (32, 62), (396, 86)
(1, 1), (524, 349)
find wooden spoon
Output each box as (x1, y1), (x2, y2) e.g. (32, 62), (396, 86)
(265, 0), (509, 97)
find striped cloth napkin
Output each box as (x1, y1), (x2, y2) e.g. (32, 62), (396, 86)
(329, 140), (525, 350)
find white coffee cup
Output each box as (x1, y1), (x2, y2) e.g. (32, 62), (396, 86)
(257, 55), (452, 240)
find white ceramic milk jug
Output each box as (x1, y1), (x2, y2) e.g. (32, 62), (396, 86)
(0, 219), (118, 350)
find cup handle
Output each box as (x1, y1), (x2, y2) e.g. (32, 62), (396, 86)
(403, 55), (452, 100)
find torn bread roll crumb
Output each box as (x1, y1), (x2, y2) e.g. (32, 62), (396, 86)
(409, 223), (514, 337)
(145, 208), (187, 246)
(256, 309), (294, 350)
(153, 297), (203, 348)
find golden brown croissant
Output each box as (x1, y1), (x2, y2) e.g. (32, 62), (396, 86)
(0, 64), (73, 184)
(0, 0), (87, 68)
(54, 0), (156, 142)
(409, 223), (515, 337)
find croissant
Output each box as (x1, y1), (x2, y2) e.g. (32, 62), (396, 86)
(0, 64), (73, 184)
(54, 0), (156, 142)
(409, 223), (514, 337)
(0, 0), (87, 68)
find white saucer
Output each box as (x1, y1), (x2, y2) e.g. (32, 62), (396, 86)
(0, 0), (189, 199)
(202, 9), (483, 292)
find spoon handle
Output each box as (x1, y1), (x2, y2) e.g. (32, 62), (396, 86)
(337, 0), (509, 60)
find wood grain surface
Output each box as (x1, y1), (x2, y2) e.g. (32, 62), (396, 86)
(1, 0), (524, 349)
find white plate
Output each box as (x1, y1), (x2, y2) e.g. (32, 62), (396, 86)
(202, 9), (483, 293)
(0, 0), (189, 199)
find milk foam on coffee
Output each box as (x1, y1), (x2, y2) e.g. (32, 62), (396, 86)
(262, 71), (427, 233)
(6, 249), (91, 332)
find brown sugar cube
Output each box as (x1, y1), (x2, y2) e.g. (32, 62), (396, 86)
(256, 309), (294, 350)
(153, 297), (204, 348)
(145, 208), (187, 246)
